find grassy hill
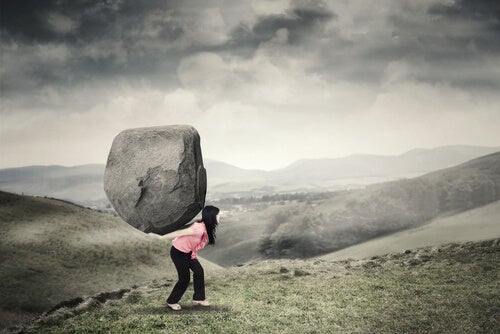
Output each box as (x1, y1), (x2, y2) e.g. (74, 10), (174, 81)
(258, 151), (500, 259)
(320, 200), (500, 261)
(200, 203), (275, 266)
(5, 239), (499, 334)
(0, 191), (222, 328)
(202, 152), (500, 266)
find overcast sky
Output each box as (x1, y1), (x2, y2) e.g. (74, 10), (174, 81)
(1, 0), (499, 170)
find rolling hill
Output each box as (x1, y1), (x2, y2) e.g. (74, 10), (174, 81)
(0, 191), (222, 328)
(319, 199), (500, 261)
(252, 151), (500, 260)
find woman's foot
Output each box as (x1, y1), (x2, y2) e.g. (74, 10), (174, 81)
(167, 303), (182, 311)
(192, 300), (210, 307)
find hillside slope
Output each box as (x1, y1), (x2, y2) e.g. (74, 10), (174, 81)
(7, 239), (499, 334)
(320, 200), (500, 261)
(259, 152), (500, 259)
(0, 191), (222, 328)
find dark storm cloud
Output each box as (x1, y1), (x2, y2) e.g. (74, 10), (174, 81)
(428, 0), (500, 22)
(228, 3), (336, 55)
(386, 0), (500, 90)
(428, 0), (500, 51)
(1, 0), (499, 101)
(0, 0), (181, 43)
(310, 0), (500, 90)
(0, 0), (62, 42)
(0, 0), (196, 98)
(1, 0), (254, 98)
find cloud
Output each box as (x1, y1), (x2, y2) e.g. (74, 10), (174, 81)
(0, 0), (233, 97)
(1, 0), (499, 169)
(227, 0), (336, 58)
(428, 0), (500, 23)
(247, 3), (335, 44)
(46, 12), (78, 35)
(384, 0), (500, 90)
(1, 64), (499, 170)
(3, 0), (499, 98)
(311, 0), (500, 90)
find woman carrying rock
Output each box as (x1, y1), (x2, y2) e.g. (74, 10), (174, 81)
(149, 205), (220, 311)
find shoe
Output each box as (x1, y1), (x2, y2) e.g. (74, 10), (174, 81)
(167, 303), (182, 311)
(192, 300), (210, 307)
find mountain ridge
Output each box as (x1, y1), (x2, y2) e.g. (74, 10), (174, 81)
(1, 145), (499, 204)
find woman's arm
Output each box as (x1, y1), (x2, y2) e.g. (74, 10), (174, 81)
(148, 227), (194, 240)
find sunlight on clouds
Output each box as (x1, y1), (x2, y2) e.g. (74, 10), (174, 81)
(1, 69), (499, 169)
(191, 7), (228, 46)
(362, 63), (500, 152)
(177, 28), (375, 115)
(177, 52), (238, 107)
(251, 0), (290, 16)
(0, 86), (202, 167)
(199, 101), (302, 170)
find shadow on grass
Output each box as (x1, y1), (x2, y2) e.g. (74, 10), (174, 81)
(140, 304), (231, 315)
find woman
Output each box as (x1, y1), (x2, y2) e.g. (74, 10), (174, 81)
(149, 205), (220, 311)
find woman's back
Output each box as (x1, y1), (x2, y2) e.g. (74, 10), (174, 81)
(172, 222), (207, 255)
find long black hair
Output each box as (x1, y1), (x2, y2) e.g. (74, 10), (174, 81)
(198, 205), (219, 245)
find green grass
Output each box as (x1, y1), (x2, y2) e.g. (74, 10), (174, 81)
(0, 191), (221, 325)
(8, 239), (499, 334)
(2, 190), (499, 332)
(321, 200), (500, 261)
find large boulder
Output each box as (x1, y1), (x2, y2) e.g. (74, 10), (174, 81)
(104, 125), (206, 235)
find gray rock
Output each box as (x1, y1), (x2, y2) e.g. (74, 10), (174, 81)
(104, 125), (206, 235)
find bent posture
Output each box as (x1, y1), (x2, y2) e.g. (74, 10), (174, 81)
(149, 205), (220, 311)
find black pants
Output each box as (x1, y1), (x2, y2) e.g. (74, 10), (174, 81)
(167, 246), (205, 304)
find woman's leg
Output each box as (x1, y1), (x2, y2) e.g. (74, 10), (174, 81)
(167, 247), (191, 304)
(190, 258), (205, 301)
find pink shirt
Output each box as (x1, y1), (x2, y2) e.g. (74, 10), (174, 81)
(172, 222), (208, 259)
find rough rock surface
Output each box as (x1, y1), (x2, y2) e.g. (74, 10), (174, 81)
(104, 125), (206, 235)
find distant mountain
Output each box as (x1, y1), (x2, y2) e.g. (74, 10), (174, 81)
(204, 159), (267, 183)
(208, 145), (500, 197)
(268, 144), (500, 182)
(0, 164), (105, 181)
(0, 145), (498, 205)
(0, 164), (106, 208)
